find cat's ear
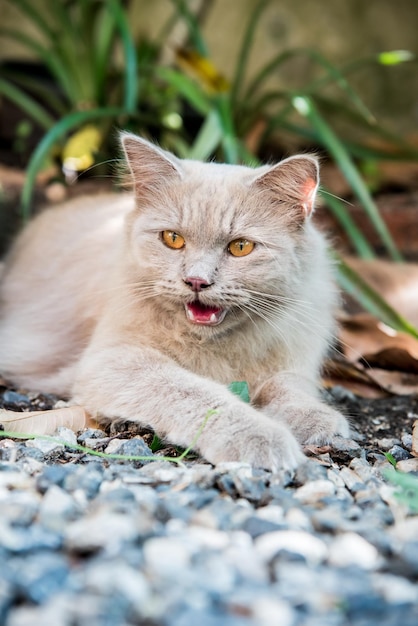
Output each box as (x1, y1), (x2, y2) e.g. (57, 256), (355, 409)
(252, 155), (319, 220)
(121, 133), (182, 195)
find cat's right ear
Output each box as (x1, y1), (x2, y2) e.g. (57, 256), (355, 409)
(120, 133), (182, 196)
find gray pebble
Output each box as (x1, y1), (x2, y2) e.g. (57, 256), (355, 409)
(2, 390), (31, 406)
(388, 444), (411, 462)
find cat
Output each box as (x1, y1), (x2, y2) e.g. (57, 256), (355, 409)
(0, 134), (349, 470)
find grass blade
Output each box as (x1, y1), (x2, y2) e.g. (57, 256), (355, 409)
(231, 0), (269, 106)
(334, 252), (418, 338)
(187, 109), (222, 160)
(320, 189), (375, 259)
(293, 96), (402, 261)
(157, 67), (211, 115)
(108, 0), (138, 113)
(0, 78), (55, 130)
(9, 0), (54, 38)
(0, 27), (77, 103)
(170, 0), (208, 56)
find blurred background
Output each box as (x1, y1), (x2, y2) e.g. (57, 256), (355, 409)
(0, 0), (417, 266)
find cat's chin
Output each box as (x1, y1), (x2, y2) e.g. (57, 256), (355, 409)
(184, 301), (227, 326)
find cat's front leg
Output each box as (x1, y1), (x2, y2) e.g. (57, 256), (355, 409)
(72, 344), (304, 471)
(253, 372), (349, 445)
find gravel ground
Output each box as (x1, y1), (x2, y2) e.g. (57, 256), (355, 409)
(1, 386), (418, 626)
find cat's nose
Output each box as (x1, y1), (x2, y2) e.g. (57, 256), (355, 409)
(183, 276), (212, 292)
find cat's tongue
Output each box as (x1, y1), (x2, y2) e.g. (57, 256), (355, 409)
(185, 301), (226, 326)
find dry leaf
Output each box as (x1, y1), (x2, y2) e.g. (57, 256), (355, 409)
(323, 357), (389, 398)
(343, 257), (418, 327)
(0, 406), (98, 435)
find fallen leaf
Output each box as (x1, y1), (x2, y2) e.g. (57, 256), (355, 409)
(412, 420), (418, 458)
(0, 406), (98, 435)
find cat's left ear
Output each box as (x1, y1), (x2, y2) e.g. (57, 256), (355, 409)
(252, 155), (319, 220)
(121, 132), (182, 196)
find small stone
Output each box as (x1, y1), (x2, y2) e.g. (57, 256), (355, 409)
(26, 438), (64, 455)
(77, 428), (107, 442)
(1, 491), (40, 526)
(38, 485), (78, 531)
(64, 511), (138, 552)
(0, 523), (62, 553)
(349, 457), (376, 483)
(143, 536), (194, 576)
(83, 560), (150, 612)
(294, 479), (335, 504)
(251, 596), (295, 626)
(388, 445), (410, 462)
(104, 437), (154, 462)
(330, 436), (363, 458)
(9, 551), (69, 603)
(328, 532), (382, 570)
(255, 530), (328, 566)
(295, 460), (328, 484)
(396, 457), (418, 473)
(372, 572), (418, 604)
(56, 427), (78, 447)
(242, 516), (284, 538)
(104, 438), (127, 454)
(2, 390), (31, 406)
(376, 437), (402, 451)
(402, 433), (413, 451)
(339, 466), (366, 493)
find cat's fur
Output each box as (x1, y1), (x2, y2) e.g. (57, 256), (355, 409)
(0, 134), (348, 470)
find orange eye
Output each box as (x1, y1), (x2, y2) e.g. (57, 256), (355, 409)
(228, 239), (255, 257)
(162, 230), (185, 250)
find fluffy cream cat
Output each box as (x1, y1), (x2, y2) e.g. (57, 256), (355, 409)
(0, 134), (348, 470)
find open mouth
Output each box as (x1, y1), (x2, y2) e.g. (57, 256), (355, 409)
(185, 301), (227, 326)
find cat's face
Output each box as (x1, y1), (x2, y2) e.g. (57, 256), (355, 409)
(122, 134), (319, 337)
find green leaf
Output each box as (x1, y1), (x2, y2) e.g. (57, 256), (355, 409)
(108, 0), (138, 113)
(187, 109), (223, 160)
(170, 0), (208, 57)
(385, 469), (418, 513)
(383, 452), (397, 468)
(150, 434), (164, 452)
(157, 67), (211, 116)
(334, 253), (418, 339)
(229, 381), (250, 403)
(231, 0), (269, 106)
(320, 189), (375, 260)
(293, 96), (402, 262)
(0, 78), (55, 130)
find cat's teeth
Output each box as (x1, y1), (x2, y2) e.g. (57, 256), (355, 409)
(186, 308), (196, 322)
(210, 313), (217, 323)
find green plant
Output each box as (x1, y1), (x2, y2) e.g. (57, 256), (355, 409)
(0, 0), (179, 216)
(385, 469), (418, 514)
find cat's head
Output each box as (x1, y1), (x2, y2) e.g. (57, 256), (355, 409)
(121, 133), (323, 337)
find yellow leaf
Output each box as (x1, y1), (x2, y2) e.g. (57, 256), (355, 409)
(175, 48), (230, 93)
(62, 124), (102, 173)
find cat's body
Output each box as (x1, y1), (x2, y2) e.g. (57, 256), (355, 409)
(0, 135), (348, 470)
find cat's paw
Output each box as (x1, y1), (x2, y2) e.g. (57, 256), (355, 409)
(199, 412), (304, 472)
(283, 402), (349, 445)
